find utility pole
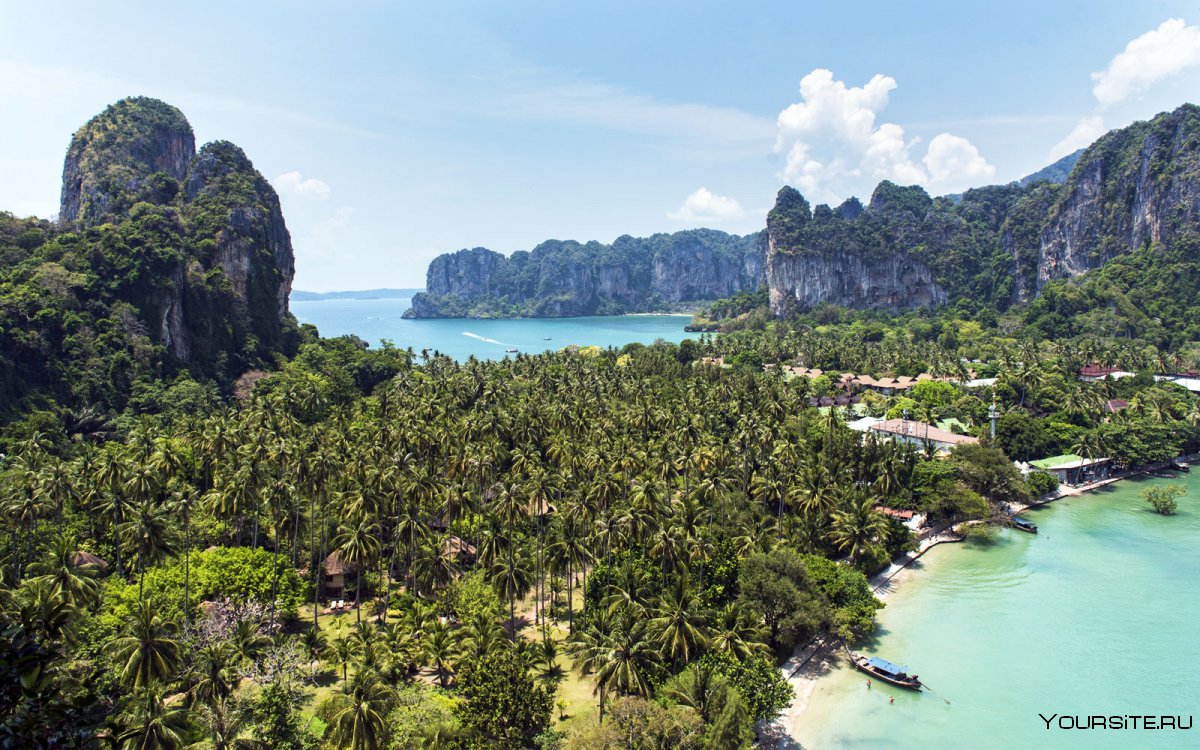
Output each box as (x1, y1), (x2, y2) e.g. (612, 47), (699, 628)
(988, 397), (999, 441)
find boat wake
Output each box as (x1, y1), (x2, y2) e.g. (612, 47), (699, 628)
(462, 331), (509, 346)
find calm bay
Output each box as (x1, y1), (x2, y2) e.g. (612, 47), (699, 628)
(790, 471), (1200, 749)
(290, 296), (695, 360)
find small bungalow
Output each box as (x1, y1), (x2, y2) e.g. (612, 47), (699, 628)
(441, 536), (477, 565)
(1029, 454), (1112, 486)
(321, 550), (360, 600)
(70, 550), (108, 570)
(1103, 399), (1129, 413)
(869, 418), (979, 453)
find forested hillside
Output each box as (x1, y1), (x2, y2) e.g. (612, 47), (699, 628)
(0, 98), (299, 434)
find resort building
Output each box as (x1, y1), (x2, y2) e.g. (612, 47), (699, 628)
(1078, 365), (1135, 382)
(1154, 373), (1200, 394)
(1028, 454), (1112, 486)
(868, 418), (979, 453)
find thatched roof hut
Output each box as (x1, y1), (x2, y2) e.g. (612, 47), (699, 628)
(322, 550), (360, 576)
(528, 498), (557, 517)
(441, 536), (477, 562)
(428, 509), (450, 531)
(70, 550), (108, 570)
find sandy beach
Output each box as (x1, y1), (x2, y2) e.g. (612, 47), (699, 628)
(761, 456), (1198, 748)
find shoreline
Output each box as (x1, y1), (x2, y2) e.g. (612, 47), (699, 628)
(764, 456), (1197, 747)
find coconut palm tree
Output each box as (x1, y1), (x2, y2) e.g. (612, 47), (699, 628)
(188, 641), (235, 709)
(422, 619), (459, 688)
(114, 684), (190, 750)
(107, 602), (182, 690)
(829, 492), (889, 566)
(650, 578), (710, 672)
(328, 671), (394, 750)
(333, 517), (382, 623)
(27, 533), (102, 609)
(119, 498), (178, 601)
(489, 545), (534, 636)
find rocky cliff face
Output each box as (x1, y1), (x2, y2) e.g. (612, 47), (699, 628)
(765, 184), (950, 314)
(766, 245), (946, 312)
(1026, 105), (1200, 297)
(764, 104), (1200, 314)
(408, 229), (764, 318)
(58, 98), (295, 368)
(60, 97), (195, 226)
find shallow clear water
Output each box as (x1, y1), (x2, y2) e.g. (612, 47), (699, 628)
(289, 296), (695, 360)
(793, 472), (1200, 749)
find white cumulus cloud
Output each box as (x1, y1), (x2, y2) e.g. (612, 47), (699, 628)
(1049, 115), (1106, 161)
(774, 69), (994, 202)
(273, 171), (331, 198)
(923, 134), (995, 185)
(668, 187), (746, 223)
(1092, 18), (1200, 107)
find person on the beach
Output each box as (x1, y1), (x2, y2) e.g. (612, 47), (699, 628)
(890, 696), (894, 704)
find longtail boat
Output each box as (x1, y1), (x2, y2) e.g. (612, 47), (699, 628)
(1010, 515), (1038, 534)
(852, 653), (922, 690)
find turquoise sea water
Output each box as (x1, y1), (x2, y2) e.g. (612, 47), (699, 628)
(289, 296), (695, 360)
(792, 471), (1200, 749)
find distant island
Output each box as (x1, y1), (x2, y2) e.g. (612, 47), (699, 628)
(291, 288), (423, 301)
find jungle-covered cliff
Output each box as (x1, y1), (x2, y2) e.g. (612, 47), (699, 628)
(406, 230), (765, 318)
(766, 104), (1200, 317)
(0, 97), (299, 419)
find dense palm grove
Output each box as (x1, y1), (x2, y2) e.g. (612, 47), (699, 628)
(1, 332), (1053, 749)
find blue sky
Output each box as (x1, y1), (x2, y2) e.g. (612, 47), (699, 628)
(3, 1), (1199, 290)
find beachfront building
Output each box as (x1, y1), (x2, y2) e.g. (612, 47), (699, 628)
(868, 418), (979, 453)
(1029, 454), (1112, 486)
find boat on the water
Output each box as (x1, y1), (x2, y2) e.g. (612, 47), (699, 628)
(851, 653), (922, 690)
(505, 348), (519, 353)
(543, 337), (552, 340)
(1171, 461), (1190, 472)
(1010, 515), (1038, 534)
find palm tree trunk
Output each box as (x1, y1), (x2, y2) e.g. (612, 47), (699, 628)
(311, 494), (319, 629)
(113, 501), (123, 578)
(184, 509), (191, 630)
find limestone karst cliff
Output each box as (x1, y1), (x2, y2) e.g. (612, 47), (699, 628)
(57, 97), (296, 365)
(766, 104), (1200, 315)
(407, 230), (765, 318)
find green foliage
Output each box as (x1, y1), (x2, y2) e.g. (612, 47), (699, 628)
(736, 548), (822, 653)
(698, 651), (793, 724)
(802, 554), (883, 642)
(1141, 484), (1186, 515)
(948, 444), (1032, 506)
(455, 650), (553, 749)
(1027, 471), (1059, 498)
(438, 568), (504, 620)
(569, 697), (704, 750)
(252, 680), (319, 750)
(385, 685), (462, 749)
(99, 546), (307, 629)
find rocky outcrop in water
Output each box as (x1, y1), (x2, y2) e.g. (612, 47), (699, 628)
(407, 230), (764, 318)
